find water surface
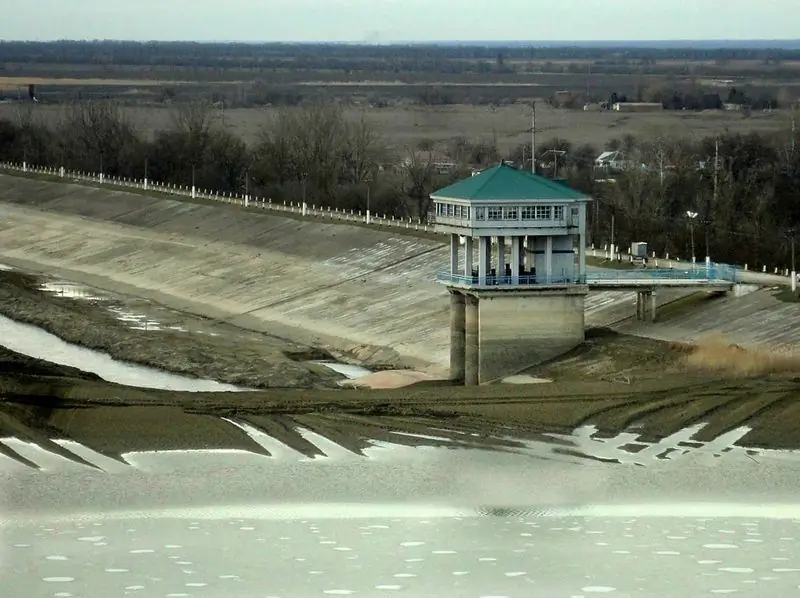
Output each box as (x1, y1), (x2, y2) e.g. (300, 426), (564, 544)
(0, 314), (243, 392)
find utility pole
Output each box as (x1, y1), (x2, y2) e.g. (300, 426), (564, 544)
(708, 136), (719, 267)
(531, 101), (536, 174)
(686, 210), (698, 265)
(792, 232), (796, 294)
(585, 63), (591, 102)
(610, 212), (616, 261)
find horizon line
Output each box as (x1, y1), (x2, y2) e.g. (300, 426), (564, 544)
(2, 38), (800, 46)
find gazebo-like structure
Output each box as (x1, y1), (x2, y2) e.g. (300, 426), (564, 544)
(431, 163), (593, 385)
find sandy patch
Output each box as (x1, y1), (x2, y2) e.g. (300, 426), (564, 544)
(501, 375), (554, 385)
(341, 370), (444, 389)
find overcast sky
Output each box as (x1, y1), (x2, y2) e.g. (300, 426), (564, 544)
(2, 0), (799, 42)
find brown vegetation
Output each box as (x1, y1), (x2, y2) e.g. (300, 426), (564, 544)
(684, 334), (800, 376)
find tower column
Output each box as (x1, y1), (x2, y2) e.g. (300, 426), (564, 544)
(545, 235), (554, 283)
(496, 236), (506, 283)
(449, 291), (466, 382)
(464, 236), (474, 277)
(450, 233), (459, 277)
(510, 235), (521, 284)
(464, 294), (479, 386)
(479, 236), (490, 284)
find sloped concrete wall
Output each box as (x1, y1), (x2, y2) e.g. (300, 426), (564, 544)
(1, 175), (761, 372)
(476, 288), (587, 382)
(0, 176), (452, 369)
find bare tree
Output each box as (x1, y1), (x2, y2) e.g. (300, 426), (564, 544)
(400, 148), (435, 221)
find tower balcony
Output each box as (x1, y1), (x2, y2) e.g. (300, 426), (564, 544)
(436, 269), (586, 289)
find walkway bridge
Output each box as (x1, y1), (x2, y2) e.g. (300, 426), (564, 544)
(437, 263), (739, 325)
(436, 263), (739, 291)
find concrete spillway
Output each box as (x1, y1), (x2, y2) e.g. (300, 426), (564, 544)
(0, 175), (797, 371)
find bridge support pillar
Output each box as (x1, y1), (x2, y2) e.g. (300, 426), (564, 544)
(449, 291), (466, 383)
(650, 290), (657, 322)
(636, 290), (657, 322)
(464, 294), (480, 386)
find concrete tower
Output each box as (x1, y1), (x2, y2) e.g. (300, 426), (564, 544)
(432, 163), (593, 385)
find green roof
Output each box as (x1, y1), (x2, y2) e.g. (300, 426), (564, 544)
(431, 163), (590, 202)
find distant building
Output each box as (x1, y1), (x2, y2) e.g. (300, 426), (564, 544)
(552, 90), (573, 107)
(401, 150), (458, 174)
(612, 102), (664, 113)
(594, 151), (628, 171)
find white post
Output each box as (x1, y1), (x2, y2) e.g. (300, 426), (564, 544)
(366, 209), (371, 224)
(22, 161), (27, 172)
(99, 172), (104, 184)
(245, 194), (249, 208)
(793, 271), (797, 293)
(609, 242), (616, 261)
(302, 202), (308, 216)
(59, 166), (65, 178)
(191, 185), (196, 199)
(545, 235), (553, 283)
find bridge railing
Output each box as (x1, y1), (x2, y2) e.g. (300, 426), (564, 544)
(436, 272), (585, 286)
(437, 264), (739, 287)
(587, 264), (738, 283)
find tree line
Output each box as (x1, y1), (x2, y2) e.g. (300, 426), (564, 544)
(0, 101), (470, 221)
(0, 100), (798, 270)
(3, 41), (800, 70)
(531, 130), (800, 271)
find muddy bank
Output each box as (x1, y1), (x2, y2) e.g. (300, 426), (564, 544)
(3, 329), (800, 453)
(0, 268), (341, 389)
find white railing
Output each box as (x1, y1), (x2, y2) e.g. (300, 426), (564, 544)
(0, 161), (796, 289)
(0, 161), (434, 234)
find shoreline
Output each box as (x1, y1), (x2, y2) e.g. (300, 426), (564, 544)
(0, 267), (343, 389)
(1, 257), (800, 456)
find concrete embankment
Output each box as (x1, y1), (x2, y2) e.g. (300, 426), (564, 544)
(0, 175), (794, 369)
(0, 176), (455, 369)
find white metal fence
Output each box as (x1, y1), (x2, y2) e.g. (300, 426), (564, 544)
(0, 160), (796, 287)
(0, 161), (434, 233)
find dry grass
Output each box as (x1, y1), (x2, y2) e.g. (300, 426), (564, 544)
(0, 103), (791, 153)
(0, 76), (185, 91)
(681, 334), (800, 376)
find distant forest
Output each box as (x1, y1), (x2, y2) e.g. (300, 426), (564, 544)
(1, 40), (800, 78)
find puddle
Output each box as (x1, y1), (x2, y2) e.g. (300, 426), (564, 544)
(0, 314), (245, 392)
(39, 280), (219, 336)
(40, 282), (106, 301)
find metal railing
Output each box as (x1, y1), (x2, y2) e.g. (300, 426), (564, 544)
(587, 263), (739, 283)
(437, 272), (585, 286)
(0, 161), (435, 233)
(0, 161), (785, 286)
(437, 263), (738, 287)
